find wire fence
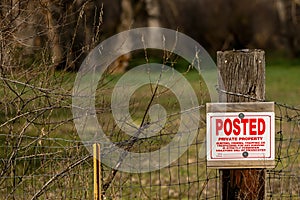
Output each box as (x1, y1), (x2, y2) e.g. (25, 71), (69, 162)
(0, 1), (299, 199)
(0, 76), (299, 199)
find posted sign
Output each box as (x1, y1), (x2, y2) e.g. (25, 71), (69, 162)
(206, 102), (275, 168)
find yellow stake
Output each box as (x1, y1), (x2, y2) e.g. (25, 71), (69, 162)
(93, 143), (101, 200)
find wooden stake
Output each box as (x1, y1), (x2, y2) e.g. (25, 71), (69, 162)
(217, 49), (266, 200)
(93, 143), (102, 200)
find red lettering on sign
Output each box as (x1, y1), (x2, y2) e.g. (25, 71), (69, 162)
(233, 118), (241, 136)
(216, 119), (223, 136)
(241, 119), (249, 135)
(224, 118), (232, 136)
(249, 118), (256, 135)
(258, 118), (265, 135)
(215, 117), (266, 136)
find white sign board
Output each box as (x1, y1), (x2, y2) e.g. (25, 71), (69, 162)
(206, 103), (275, 168)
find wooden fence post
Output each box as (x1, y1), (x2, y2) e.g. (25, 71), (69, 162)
(93, 143), (102, 200)
(217, 49), (266, 199)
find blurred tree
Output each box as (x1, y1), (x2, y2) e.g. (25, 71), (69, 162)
(109, 0), (162, 74)
(159, 0), (284, 56)
(41, 0), (63, 67)
(275, 0), (300, 57)
(1, 0), (299, 72)
(40, 0), (103, 70)
(145, 0), (160, 27)
(1, 0), (104, 71)
(0, 0), (30, 71)
(107, 0), (134, 74)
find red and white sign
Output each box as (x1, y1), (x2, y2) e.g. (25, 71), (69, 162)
(207, 112), (275, 161)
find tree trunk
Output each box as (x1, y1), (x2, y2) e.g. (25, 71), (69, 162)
(118, 0), (134, 32)
(42, 0), (63, 67)
(145, 0), (160, 27)
(108, 0), (133, 74)
(275, 0), (300, 57)
(275, 0), (287, 24)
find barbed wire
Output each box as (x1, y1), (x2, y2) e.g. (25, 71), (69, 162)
(0, 89), (299, 199)
(217, 87), (300, 112)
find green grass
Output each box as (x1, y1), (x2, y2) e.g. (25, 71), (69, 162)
(0, 54), (299, 199)
(266, 63), (300, 106)
(128, 53), (300, 106)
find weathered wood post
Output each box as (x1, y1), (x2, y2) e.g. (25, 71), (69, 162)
(217, 49), (266, 199)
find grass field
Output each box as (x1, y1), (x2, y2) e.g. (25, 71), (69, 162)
(127, 52), (300, 105)
(266, 57), (300, 106)
(85, 55), (300, 199)
(0, 54), (299, 199)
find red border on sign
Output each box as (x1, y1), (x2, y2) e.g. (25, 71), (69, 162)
(209, 114), (273, 160)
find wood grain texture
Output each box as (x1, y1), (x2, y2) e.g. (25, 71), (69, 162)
(217, 49), (266, 200)
(217, 49), (265, 102)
